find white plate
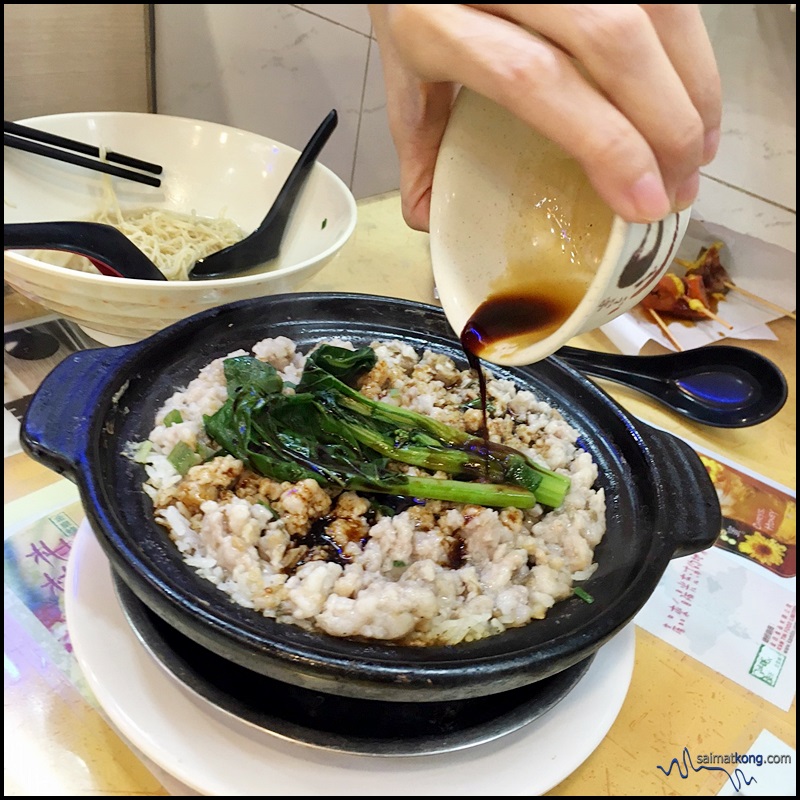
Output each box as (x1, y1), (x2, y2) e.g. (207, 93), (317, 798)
(65, 520), (635, 796)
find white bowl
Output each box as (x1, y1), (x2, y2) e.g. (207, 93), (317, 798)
(430, 89), (688, 366)
(4, 111), (357, 345)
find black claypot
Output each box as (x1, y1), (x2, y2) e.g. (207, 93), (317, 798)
(21, 293), (721, 702)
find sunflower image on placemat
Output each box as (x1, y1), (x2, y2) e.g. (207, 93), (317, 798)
(700, 454), (796, 578)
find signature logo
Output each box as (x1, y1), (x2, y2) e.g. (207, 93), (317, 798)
(657, 747), (758, 792)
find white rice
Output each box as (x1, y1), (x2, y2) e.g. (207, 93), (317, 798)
(137, 336), (606, 646)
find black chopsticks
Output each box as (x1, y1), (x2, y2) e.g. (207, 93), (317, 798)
(4, 120), (163, 188)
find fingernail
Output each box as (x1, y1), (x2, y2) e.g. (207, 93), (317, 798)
(675, 170), (700, 211)
(703, 128), (721, 164)
(630, 172), (671, 222)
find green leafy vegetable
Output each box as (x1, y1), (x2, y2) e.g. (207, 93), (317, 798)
(223, 355), (284, 398)
(299, 344), (378, 386)
(202, 344), (571, 509)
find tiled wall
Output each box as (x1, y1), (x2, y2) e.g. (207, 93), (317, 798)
(153, 4), (396, 201)
(694, 4), (796, 253)
(154, 4), (796, 252)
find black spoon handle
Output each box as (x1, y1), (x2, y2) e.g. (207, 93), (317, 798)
(4, 221), (167, 281)
(556, 346), (667, 397)
(190, 109), (338, 279)
(250, 109), (339, 238)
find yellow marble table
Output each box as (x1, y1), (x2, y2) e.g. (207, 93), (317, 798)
(4, 191), (796, 795)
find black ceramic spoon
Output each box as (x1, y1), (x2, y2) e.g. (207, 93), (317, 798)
(4, 220), (167, 280)
(189, 109), (339, 280)
(555, 344), (787, 428)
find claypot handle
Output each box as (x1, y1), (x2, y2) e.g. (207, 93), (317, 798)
(20, 345), (137, 480)
(638, 423), (722, 558)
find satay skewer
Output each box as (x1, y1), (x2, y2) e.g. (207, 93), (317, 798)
(647, 308), (684, 351)
(693, 304), (734, 329)
(722, 281), (796, 320)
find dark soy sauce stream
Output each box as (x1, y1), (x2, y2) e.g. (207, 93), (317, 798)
(460, 290), (579, 429)
(460, 291), (578, 471)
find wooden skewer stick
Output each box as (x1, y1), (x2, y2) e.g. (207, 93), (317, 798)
(694, 304), (734, 330)
(723, 281), (796, 321)
(647, 308), (684, 351)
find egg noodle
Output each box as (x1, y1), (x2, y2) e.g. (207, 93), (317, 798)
(32, 172), (246, 281)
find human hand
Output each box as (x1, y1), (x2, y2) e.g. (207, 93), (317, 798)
(368, 4), (722, 232)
